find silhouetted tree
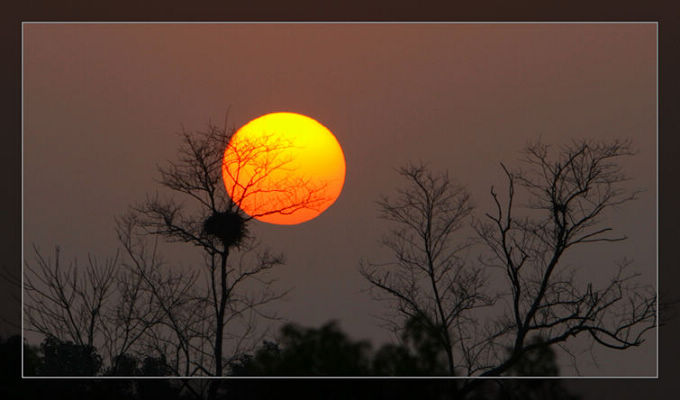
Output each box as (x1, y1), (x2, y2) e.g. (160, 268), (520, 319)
(38, 335), (102, 376)
(121, 120), (327, 398)
(232, 318), (447, 377)
(473, 139), (655, 379)
(23, 246), (118, 349)
(230, 320), (372, 375)
(360, 163), (493, 377)
(362, 139), (656, 390)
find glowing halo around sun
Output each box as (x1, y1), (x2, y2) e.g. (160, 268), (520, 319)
(222, 112), (346, 225)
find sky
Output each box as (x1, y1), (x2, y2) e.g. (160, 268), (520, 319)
(22, 23), (657, 376)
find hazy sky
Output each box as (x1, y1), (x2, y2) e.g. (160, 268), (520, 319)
(23, 23), (656, 376)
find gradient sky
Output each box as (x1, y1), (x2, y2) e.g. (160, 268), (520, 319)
(22, 23), (656, 376)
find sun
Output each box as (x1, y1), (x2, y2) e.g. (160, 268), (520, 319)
(222, 112), (346, 225)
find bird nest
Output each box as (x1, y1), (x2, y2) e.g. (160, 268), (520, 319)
(203, 210), (247, 248)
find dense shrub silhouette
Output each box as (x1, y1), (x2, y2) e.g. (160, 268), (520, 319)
(230, 321), (372, 375)
(39, 336), (102, 376)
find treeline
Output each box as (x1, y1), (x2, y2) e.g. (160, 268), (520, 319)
(3, 318), (580, 399)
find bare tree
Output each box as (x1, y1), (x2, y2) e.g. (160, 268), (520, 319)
(22, 245), (162, 375)
(362, 139), (656, 385)
(24, 245), (117, 349)
(125, 120), (324, 396)
(472, 138), (656, 378)
(360, 163), (493, 376)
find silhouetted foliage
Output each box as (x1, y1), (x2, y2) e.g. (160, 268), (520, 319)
(0, 334), (194, 400)
(506, 336), (559, 376)
(483, 338), (580, 400)
(0, 330), (582, 400)
(226, 320), (457, 399)
(230, 321), (372, 375)
(135, 356), (185, 400)
(23, 339), (41, 376)
(139, 354), (175, 376)
(102, 352), (175, 377)
(105, 353), (139, 376)
(39, 335), (102, 376)
(225, 321), (581, 400)
(103, 353), (192, 400)
(373, 315), (449, 375)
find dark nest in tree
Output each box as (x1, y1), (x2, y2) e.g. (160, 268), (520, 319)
(203, 210), (247, 248)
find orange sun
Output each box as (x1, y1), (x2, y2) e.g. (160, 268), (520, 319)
(222, 112), (346, 225)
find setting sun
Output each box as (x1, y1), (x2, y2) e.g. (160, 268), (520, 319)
(222, 112), (346, 225)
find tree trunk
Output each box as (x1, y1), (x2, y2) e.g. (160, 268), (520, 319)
(208, 247), (229, 400)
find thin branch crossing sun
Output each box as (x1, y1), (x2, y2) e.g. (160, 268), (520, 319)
(222, 112), (346, 225)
